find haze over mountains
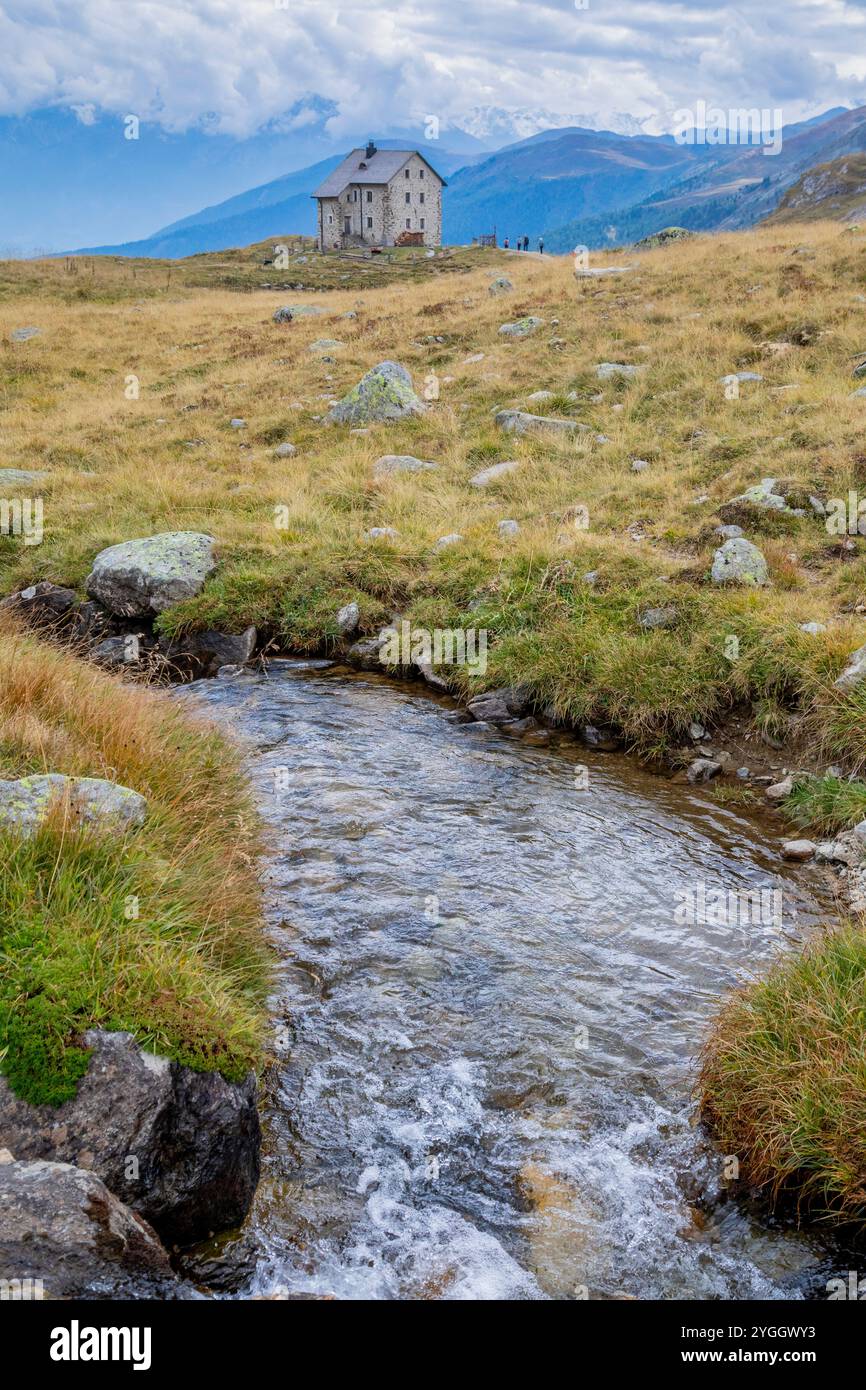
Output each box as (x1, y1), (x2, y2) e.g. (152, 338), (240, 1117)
(6, 103), (866, 259)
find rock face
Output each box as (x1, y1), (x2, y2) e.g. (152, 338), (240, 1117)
(498, 317), (544, 338)
(0, 1030), (260, 1247)
(711, 537), (769, 586)
(86, 532), (217, 617)
(835, 642), (866, 691)
(327, 361), (425, 425)
(373, 454), (437, 478)
(0, 775), (147, 839)
(0, 1159), (177, 1299)
(470, 459), (520, 487)
(494, 410), (587, 437)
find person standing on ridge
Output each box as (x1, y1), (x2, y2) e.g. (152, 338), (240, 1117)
(538, 236), (544, 254)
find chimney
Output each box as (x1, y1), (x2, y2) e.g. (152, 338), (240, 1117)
(365, 140), (376, 160)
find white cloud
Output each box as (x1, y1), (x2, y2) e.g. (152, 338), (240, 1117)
(0, 0), (863, 138)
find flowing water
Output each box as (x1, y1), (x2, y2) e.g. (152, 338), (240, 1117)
(178, 659), (841, 1301)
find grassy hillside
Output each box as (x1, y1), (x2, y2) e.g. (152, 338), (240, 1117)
(767, 153), (866, 226)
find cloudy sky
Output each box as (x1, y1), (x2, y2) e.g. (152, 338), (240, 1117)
(2, 0), (866, 139)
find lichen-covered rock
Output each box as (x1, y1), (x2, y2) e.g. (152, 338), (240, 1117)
(494, 410), (587, 437)
(638, 606), (677, 630)
(835, 642), (866, 691)
(0, 1159), (177, 1299)
(274, 441), (297, 458)
(373, 454), (437, 478)
(0, 467), (47, 488)
(0, 1030), (260, 1247)
(719, 478), (793, 521)
(488, 277), (514, 296)
(711, 537), (769, 586)
(498, 317), (544, 338)
(327, 361), (425, 425)
(0, 775), (147, 839)
(86, 532), (217, 616)
(634, 226), (693, 249)
(470, 459), (520, 487)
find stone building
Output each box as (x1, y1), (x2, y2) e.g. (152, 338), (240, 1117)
(311, 142), (445, 251)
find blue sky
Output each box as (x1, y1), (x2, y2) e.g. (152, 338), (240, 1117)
(2, 0), (865, 140)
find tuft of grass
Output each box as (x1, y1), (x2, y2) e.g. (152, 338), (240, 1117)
(700, 925), (866, 1225)
(784, 773), (866, 836)
(0, 626), (270, 1104)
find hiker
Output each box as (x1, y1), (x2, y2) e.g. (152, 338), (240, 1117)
(503, 236), (509, 249)
(538, 236), (544, 254)
(515, 237), (521, 251)
(524, 235), (530, 252)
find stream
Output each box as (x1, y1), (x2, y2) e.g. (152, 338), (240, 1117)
(178, 659), (841, 1301)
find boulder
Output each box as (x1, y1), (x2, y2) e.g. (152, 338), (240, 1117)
(687, 758), (722, 783)
(0, 1159), (177, 1299)
(365, 526), (399, 541)
(634, 227), (692, 249)
(631, 459), (650, 473)
(834, 642), (866, 691)
(718, 370), (763, 384)
(782, 840), (816, 861)
(494, 410), (587, 437)
(10, 327), (41, 343)
(433, 533), (463, 551)
(86, 532), (217, 617)
(0, 775), (147, 839)
(273, 442), (297, 458)
(0, 1030), (260, 1247)
(373, 454), (437, 479)
(157, 626), (257, 677)
(470, 459), (520, 487)
(765, 775), (794, 803)
(346, 633), (390, 670)
(498, 317), (544, 338)
(467, 687), (532, 723)
(498, 519), (520, 537)
(718, 478), (795, 521)
(327, 361), (425, 425)
(710, 537), (769, 586)
(230, 418), (247, 430)
(0, 580), (79, 627)
(272, 306), (294, 323)
(638, 606), (677, 630)
(488, 277), (514, 296)
(714, 524), (744, 540)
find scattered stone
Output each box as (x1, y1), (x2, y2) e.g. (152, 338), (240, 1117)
(274, 304), (325, 320)
(834, 642), (866, 691)
(527, 390), (555, 403)
(596, 363), (640, 380)
(373, 454), (438, 479)
(365, 526), (399, 540)
(498, 317), (544, 338)
(0, 1159), (177, 1298)
(467, 687), (532, 723)
(10, 326), (41, 343)
(0, 581), (78, 627)
(86, 532), (217, 617)
(470, 459), (520, 487)
(634, 227), (692, 249)
(336, 601), (360, 636)
(714, 524), (744, 539)
(689, 721), (706, 740)
(494, 409), (587, 437)
(582, 571), (598, 586)
(0, 467), (47, 488)
(782, 839), (816, 861)
(574, 266), (635, 278)
(346, 632), (390, 670)
(815, 833), (865, 867)
(309, 338), (344, 352)
(687, 758), (722, 782)
(327, 361), (425, 425)
(230, 418), (247, 429)
(718, 370), (763, 384)
(498, 519), (520, 537)
(638, 606), (677, 630)
(462, 352), (485, 364)
(0, 1030), (260, 1246)
(158, 626), (257, 677)
(711, 537), (769, 587)
(631, 459), (649, 473)
(765, 775), (794, 803)
(488, 277), (514, 296)
(0, 775), (147, 838)
(581, 724), (619, 751)
(273, 307), (294, 323)
(799, 621), (826, 635)
(433, 533), (463, 551)
(273, 442), (297, 458)
(720, 478), (795, 518)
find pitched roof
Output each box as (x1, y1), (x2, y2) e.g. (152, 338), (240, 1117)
(311, 148), (446, 198)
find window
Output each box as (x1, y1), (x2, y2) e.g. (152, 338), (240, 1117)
(367, 216), (373, 229)
(405, 168), (410, 178)
(420, 218), (425, 229)
(352, 189), (358, 202)
(420, 192), (425, 204)
(366, 190), (372, 203)
(327, 214), (332, 224)
(406, 218), (411, 229)
(405, 191), (410, 204)
(419, 168), (424, 179)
